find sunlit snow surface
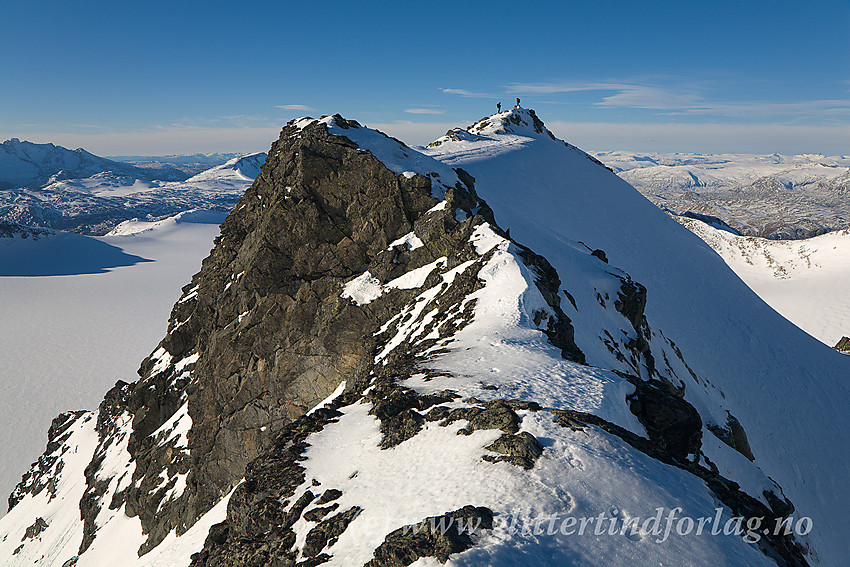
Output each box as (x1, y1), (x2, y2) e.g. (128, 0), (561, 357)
(678, 218), (850, 347)
(0, 211), (225, 500)
(308, 217), (772, 566)
(423, 108), (850, 565)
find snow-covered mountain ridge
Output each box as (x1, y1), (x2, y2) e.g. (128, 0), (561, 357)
(1, 109), (847, 566)
(595, 151), (850, 239)
(0, 138), (168, 189)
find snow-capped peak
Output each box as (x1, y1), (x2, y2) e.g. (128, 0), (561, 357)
(0, 138), (148, 189)
(185, 152), (267, 183)
(428, 106), (558, 150)
(468, 106), (557, 139)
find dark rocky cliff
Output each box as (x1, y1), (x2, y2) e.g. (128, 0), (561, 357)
(74, 115), (559, 555)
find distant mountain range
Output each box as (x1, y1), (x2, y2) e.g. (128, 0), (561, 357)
(109, 152), (246, 177)
(0, 138), (182, 189)
(0, 138), (265, 235)
(595, 151), (850, 239)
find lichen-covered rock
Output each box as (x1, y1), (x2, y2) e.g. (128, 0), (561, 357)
(483, 432), (544, 469)
(365, 506), (494, 567)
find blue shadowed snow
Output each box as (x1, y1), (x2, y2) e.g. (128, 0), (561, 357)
(0, 231), (152, 276)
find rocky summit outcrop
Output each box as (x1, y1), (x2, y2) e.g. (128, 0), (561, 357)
(68, 114), (528, 555)
(1, 110), (823, 567)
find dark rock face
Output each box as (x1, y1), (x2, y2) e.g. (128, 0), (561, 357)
(183, 117), (588, 565)
(483, 432), (544, 469)
(0, 221), (53, 240)
(80, 381), (134, 554)
(121, 117), (471, 549)
(516, 246), (585, 364)
(707, 412), (755, 461)
(626, 378), (702, 460)
(189, 402), (350, 567)
(366, 383), (459, 449)
(22, 517), (48, 541)
(72, 115), (560, 557)
(302, 506), (362, 558)
(835, 336), (850, 353)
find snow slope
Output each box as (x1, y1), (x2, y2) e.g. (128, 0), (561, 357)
(676, 217), (850, 346)
(182, 153), (266, 185)
(0, 212), (225, 501)
(424, 108), (850, 565)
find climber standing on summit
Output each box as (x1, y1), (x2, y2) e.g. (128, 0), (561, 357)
(515, 97), (520, 108)
(497, 102), (501, 113)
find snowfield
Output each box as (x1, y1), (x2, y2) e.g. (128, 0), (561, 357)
(0, 211), (225, 500)
(675, 217), (850, 347)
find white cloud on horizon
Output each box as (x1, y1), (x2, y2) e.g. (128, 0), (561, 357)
(404, 108), (445, 115)
(275, 104), (315, 111)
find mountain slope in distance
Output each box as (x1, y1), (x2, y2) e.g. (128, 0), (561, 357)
(594, 150), (850, 239)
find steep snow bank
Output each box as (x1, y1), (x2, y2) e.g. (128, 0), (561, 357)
(678, 217), (850, 346)
(424, 107), (850, 565)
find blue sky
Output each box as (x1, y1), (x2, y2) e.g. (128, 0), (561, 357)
(1, 0), (848, 155)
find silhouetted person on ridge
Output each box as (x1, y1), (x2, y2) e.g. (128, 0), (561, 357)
(497, 102), (501, 113)
(515, 97), (520, 108)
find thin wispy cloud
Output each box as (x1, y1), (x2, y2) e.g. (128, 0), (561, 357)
(440, 88), (493, 98)
(506, 82), (634, 94)
(507, 81), (850, 119)
(666, 100), (850, 117)
(276, 104), (315, 111)
(162, 115), (276, 130)
(404, 108), (445, 115)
